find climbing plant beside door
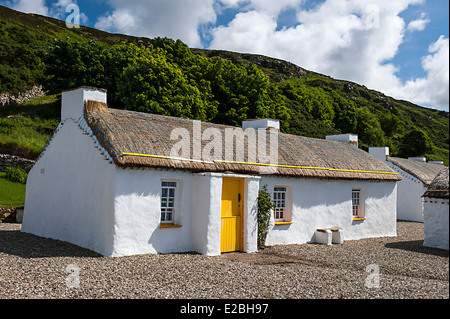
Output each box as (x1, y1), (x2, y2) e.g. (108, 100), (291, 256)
(257, 185), (275, 249)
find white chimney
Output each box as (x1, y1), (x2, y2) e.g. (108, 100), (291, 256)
(408, 157), (426, 162)
(242, 119), (280, 131)
(326, 134), (358, 147)
(369, 147), (389, 162)
(61, 87), (107, 121)
(429, 161), (444, 165)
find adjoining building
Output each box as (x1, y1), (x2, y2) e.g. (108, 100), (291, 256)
(369, 147), (446, 222)
(422, 168), (449, 250)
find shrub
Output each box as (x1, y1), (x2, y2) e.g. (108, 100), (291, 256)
(5, 167), (28, 184)
(399, 129), (434, 157)
(257, 185), (275, 249)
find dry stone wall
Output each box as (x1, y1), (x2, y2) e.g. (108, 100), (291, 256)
(0, 154), (35, 172)
(0, 86), (45, 108)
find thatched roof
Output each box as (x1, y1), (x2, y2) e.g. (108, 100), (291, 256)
(388, 157), (446, 186)
(423, 168), (449, 199)
(84, 101), (401, 181)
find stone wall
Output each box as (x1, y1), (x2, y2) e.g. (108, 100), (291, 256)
(0, 86), (45, 108)
(0, 208), (17, 223)
(0, 154), (35, 172)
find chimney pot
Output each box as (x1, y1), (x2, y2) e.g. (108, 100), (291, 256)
(408, 157), (427, 162)
(369, 147), (390, 162)
(242, 119), (280, 131)
(326, 134), (358, 147)
(428, 161), (444, 165)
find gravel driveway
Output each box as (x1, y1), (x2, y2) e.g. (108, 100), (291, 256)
(0, 221), (448, 299)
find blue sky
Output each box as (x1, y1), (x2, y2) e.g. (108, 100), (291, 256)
(1, 0), (449, 111)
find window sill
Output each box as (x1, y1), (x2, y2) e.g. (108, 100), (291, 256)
(160, 223), (182, 229)
(353, 217), (366, 221)
(274, 221), (293, 226)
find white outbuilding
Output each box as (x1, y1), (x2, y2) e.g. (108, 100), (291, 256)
(369, 147), (446, 222)
(23, 87), (401, 257)
(422, 168), (449, 250)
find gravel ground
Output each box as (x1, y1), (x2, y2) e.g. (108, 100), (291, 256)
(0, 221), (448, 299)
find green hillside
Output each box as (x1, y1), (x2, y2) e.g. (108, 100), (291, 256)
(1, 5), (448, 165)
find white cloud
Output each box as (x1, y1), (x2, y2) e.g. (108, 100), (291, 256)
(6, 0), (447, 110)
(406, 12), (430, 32)
(49, 0), (88, 25)
(399, 36), (449, 110)
(209, 0), (448, 110)
(9, 0), (88, 25)
(218, 0), (304, 17)
(10, 0), (49, 16)
(95, 0), (217, 48)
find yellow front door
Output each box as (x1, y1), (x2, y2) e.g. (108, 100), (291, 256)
(221, 178), (244, 253)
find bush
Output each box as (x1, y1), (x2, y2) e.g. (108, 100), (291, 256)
(5, 167), (28, 184)
(257, 185), (275, 249)
(399, 129), (434, 157)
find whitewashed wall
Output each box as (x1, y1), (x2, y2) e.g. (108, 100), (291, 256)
(243, 178), (260, 254)
(191, 173), (223, 256)
(369, 148), (426, 223)
(262, 177), (397, 245)
(112, 168), (194, 256)
(113, 171), (260, 257)
(24, 127), (260, 257)
(22, 119), (116, 256)
(385, 162), (426, 222)
(423, 198), (449, 250)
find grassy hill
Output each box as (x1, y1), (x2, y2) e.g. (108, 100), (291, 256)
(1, 4), (448, 165)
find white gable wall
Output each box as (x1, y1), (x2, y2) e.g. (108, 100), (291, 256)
(369, 147), (426, 223)
(423, 198), (449, 250)
(22, 119), (116, 256)
(385, 162), (426, 222)
(263, 177), (397, 245)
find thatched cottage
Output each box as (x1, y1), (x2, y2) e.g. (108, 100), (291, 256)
(23, 87), (401, 257)
(422, 168), (449, 250)
(369, 147), (446, 222)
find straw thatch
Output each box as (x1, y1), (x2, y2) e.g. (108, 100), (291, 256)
(423, 168), (449, 199)
(84, 102), (401, 181)
(388, 157), (446, 186)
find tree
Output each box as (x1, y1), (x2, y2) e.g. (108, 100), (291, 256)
(40, 38), (292, 130)
(355, 107), (385, 147)
(380, 112), (404, 137)
(278, 80), (334, 129)
(116, 48), (213, 121)
(330, 91), (357, 133)
(40, 38), (106, 94)
(399, 129), (433, 157)
(204, 58), (274, 126)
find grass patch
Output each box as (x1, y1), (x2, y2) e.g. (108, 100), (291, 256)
(0, 171), (26, 208)
(0, 94), (60, 158)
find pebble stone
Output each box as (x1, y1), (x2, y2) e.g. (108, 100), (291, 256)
(0, 221), (448, 299)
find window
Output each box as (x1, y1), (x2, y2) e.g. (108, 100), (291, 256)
(161, 181), (177, 223)
(352, 189), (365, 219)
(273, 187), (287, 222)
